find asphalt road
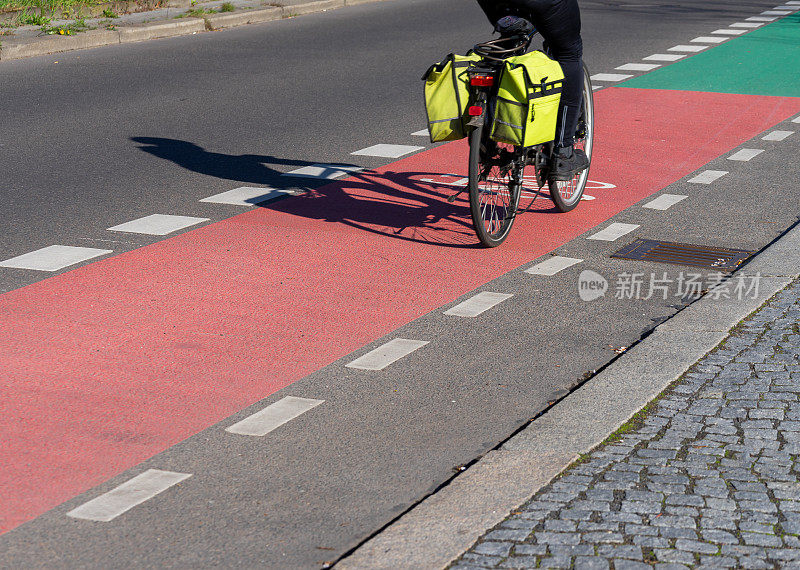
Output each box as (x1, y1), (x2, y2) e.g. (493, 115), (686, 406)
(1, 0), (799, 567)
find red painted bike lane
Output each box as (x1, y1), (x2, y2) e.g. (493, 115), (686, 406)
(2, 87), (799, 534)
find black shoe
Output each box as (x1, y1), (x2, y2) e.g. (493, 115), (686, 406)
(552, 146), (589, 181)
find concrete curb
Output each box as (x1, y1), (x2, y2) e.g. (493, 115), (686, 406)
(335, 225), (800, 569)
(119, 17), (206, 42)
(205, 6), (281, 30)
(0, 0), (388, 61)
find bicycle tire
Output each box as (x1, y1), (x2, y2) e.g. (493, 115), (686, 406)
(548, 64), (595, 213)
(468, 123), (523, 248)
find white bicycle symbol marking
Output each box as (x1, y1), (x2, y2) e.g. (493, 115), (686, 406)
(419, 174), (616, 202)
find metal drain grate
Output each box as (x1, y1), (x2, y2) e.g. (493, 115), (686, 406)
(611, 239), (753, 272)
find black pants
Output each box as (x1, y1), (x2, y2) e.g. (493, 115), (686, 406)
(477, 0), (584, 147)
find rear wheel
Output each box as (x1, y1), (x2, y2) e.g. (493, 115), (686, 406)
(468, 124), (523, 247)
(549, 64), (595, 213)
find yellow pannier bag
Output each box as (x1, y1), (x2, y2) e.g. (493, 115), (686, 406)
(490, 50), (565, 148)
(423, 52), (483, 143)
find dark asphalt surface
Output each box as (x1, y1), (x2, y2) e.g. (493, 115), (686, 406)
(1, 0), (798, 567)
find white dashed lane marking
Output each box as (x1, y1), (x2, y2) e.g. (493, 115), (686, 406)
(616, 63), (660, 72)
(351, 144), (424, 158)
(107, 214), (208, 236)
(443, 292), (513, 317)
(642, 194), (688, 211)
(411, 129), (430, 137)
(0, 245), (112, 271)
(712, 29), (747, 35)
(591, 73), (633, 82)
(728, 148), (764, 162)
(588, 223), (640, 242)
(732, 22), (765, 27)
(283, 164), (363, 179)
(524, 256), (583, 276)
(763, 130), (795, 141)
(762, 10), (792, 14)
(668, 45), (708, 52)
(200, 187), (293, 206)
(643, 54), (686, 62)
(346, 339), (429, 371)
(688, 170), (728, 184)
(691, 36), (728, 44)
(746, 16), (776, 21)
(225, 397), (324, 437)
(66, 469), (191, 522)
(793, 116), (800, 124)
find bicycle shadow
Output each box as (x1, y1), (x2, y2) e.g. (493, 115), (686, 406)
(131, 137), (559, 248)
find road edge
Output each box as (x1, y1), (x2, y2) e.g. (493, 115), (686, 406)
(0, 0), (394, 61)
(334, 223), (800, 569)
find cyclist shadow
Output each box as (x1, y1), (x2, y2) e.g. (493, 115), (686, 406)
(132, 136), (532, 248)
(131, 137), (313, 185)
(265, 168), (487, 248)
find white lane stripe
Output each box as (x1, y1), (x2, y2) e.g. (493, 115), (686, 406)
(351, 144), (424, 158)
(283, 164), (363, 179)
(728, 148), (764, 161)
(444, 292), (513, 317)
(107, 214), (208, 236)
(688, 170), (728, 184)
(642, 194), (688, 210)
(67, 469), (191, 522)
(200, 187), (293, 206)
(588, 223), (640, 242)
(762, 10), (792, 14)
(792, 116), (800, 124)
(525, 256), (583, 276)
(590, 73), (633, 82)
(226, 396), (324, 437)
(615, 63), (660, 71)
(411, 129), (430, 137)
(643, 53), (686, 62)
(668, 45), (708, 52)
(0, 245), (112, 271)
(712, 29), (747, 35)
(763, 130), (795, 141)
(346, 339), (429, 371)
(691, 36), (728, 43)
(732, 22), (765, 27)
(746, 16), (776, 21)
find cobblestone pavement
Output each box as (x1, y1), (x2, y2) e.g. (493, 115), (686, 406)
(451, 280), (800, 569)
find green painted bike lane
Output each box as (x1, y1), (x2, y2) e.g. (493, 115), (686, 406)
(622, 13), (800, 97)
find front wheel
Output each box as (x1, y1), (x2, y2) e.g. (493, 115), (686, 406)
(549, 63), (595, 213)
(468, 123), (523, 248)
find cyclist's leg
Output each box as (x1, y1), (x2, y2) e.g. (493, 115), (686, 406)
(527, 0), (584, 149)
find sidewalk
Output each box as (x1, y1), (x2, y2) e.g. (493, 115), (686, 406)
(451, 278), (800, 569)
(0, 0), (383, 61)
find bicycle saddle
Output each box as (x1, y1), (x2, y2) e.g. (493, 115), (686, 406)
(495, 15), (535, 37)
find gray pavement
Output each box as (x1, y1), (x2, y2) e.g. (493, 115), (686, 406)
(450, 280), (800, 569)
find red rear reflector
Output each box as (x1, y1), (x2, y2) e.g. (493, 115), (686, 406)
(468, 106), (484, 116)
(470, 76), (494, 87)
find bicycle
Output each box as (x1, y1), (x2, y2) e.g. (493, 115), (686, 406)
(461, 28), (594, 247)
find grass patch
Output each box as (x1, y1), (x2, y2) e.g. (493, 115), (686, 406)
(41, 15), (88, 33)
(100, 6), (115, 17)
(1, 0), (97, 14)
(219, 1), (233, 11)
(16, 9), (50, 24)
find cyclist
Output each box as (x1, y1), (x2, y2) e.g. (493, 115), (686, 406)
(476, 0), (589, 180)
